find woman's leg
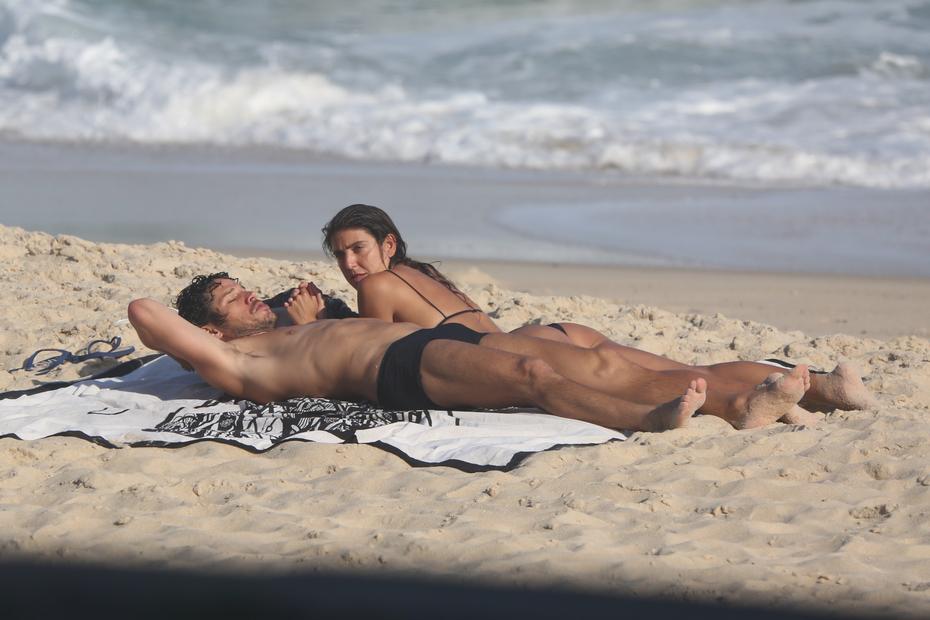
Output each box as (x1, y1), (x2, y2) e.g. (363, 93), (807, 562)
(515, 323), (698, 371)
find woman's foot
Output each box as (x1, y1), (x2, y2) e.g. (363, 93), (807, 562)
(803, 362), (877, 412)
(778, 404), (820, 426)
(644, 378), (707, 431)
(728, 366), (810, 430)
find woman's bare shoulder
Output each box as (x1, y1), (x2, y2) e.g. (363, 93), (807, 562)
(357, 272), (413, 315)
(360, 266), (446, 307)
(357, 270), (401, 296)
(391, 263), (450, 290)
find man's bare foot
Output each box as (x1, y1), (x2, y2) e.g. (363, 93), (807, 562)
(283, 284), (324, 325)
(729, 366), (810, 430)
(644, 378), (706, 432)
(802, 362), (877, 412)
(778, 405), (819, 426)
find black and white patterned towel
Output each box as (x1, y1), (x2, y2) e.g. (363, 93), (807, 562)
(0, 355), (625, 471)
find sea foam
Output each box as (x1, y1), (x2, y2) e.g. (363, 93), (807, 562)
(1, 0), (929, 188)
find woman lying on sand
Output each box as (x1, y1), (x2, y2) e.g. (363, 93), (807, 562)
(283, 204), (876, 428)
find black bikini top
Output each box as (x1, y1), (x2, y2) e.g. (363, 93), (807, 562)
(385, 270), (482, 326)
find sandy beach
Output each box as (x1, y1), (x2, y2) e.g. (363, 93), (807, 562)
(4, 1), (930, 615)
(2, 223), (929, 617)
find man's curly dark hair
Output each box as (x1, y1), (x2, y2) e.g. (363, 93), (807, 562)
(174, 272), (234, 327)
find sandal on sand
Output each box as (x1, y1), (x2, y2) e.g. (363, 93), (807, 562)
(13, 336), (135, 375)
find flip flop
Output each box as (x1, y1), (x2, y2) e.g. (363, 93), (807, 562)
(13, 336), (135, 375)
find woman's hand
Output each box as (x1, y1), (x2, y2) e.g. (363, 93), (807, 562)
(284, 281), (326, 324)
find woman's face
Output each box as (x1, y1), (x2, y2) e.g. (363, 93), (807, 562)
(330, 227), (396, 288)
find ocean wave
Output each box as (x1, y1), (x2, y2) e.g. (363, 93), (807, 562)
(866, 51), (927, 79)
(2, 58), (928, 188)
(1, 0), (929, 189)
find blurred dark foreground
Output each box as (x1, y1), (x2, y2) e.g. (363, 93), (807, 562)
(0, 560), (877, 620)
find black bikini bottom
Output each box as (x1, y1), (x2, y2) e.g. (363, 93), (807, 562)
(376, 323), (486, 410)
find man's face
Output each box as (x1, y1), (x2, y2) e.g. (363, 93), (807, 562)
(206, 278), (276, 339)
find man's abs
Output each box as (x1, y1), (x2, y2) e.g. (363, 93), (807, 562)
(226, 318), (419, 403)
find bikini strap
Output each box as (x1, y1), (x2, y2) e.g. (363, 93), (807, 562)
(437, 308), (482, 326)
(384, 270), (448, 318)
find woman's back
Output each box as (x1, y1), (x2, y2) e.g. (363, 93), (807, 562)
(357, 264), (501, 333)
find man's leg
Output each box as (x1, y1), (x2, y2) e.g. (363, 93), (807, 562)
(479, 332), (811, 429)
(417, 340), (705, 432)
(512, 323), (874, 413)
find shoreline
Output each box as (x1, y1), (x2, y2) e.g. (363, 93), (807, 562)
(3, 139), (929, 279)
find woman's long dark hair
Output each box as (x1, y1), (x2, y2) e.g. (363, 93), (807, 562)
(322, 204), (471, 304)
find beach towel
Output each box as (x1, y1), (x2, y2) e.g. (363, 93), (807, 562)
(0, 355), (625, 471)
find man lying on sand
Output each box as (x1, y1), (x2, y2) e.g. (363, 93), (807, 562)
(128, 274), (813, 433)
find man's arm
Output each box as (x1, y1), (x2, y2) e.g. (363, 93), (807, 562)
(127, 298), (241, 394)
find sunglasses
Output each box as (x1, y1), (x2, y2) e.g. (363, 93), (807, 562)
(16, 336), (135, 375)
